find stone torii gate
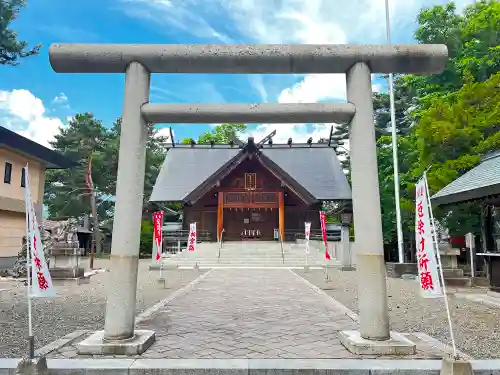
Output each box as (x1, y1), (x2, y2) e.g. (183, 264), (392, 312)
(49, 43), (447, 355)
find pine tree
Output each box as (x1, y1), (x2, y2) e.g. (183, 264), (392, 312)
(330, 123), (350, 173)
(0, 0), (41, 65)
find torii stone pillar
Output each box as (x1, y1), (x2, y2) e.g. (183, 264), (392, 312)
(103, 62), (150, 342)
(49, 43), (447, 355)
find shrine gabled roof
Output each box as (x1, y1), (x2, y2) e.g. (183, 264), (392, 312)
(149, 143), (352, 203)
(431, 150), (500, 206)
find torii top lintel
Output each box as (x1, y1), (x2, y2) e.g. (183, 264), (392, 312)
(49, 44), (448, 75)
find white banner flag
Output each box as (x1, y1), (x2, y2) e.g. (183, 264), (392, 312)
(304, 222), (311, 254)
(187, 222), (197, 252)
(24, 166), (56, 298)
(415, 175), (443, 299)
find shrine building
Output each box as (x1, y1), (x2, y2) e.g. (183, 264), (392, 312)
(150, 135), (351, 242)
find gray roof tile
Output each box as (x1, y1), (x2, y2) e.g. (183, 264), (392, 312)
(150, 147), (240, 202)
(431, 151), (500, 205)
(150, 145), (352, 202)
(262, 147), (351, 200)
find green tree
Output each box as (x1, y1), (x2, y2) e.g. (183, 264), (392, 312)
(139, 219), (153, 258)
(375, 0), (500, 247)
(44, 113), (112, 219)
(197, 123), (247, 144)
(329, 123), (351, 173)
(101, 118), (169, 204)
(0, 0), (40, 65)
(373, 78), (418, 138)
(44, 114), (170, 219)
(377, 135), (420, 245)
(415, 72), (500, 193)
(181, 123), (248, 145)
(373, 0), (500, 135)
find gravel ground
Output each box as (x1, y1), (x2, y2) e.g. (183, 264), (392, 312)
(295, 269), (500, 359)
(0, 259), (206, 358)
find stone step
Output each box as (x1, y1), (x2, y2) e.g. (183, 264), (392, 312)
(443, 268), (464, 278)
(160, 263), (340, 268)
(166, 264), (332, 268)
(163, 260), (331, 265)
(170, 257), (325, 262)
(444, 277), (473, 287)
(171, 258), (325, 263)
(169, 255), (300, 258)
(171, 251), (329, 256)
(173, 254), (317, 259)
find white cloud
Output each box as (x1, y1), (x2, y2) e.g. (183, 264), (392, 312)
(0, 89), (65, 148)
(222, 0), (350, 142)
(155, 126), (175, 146)
(278, 75), (347, 104)
(120, 0), (476, 145)
(53, 92), (68, 105)
(119, 0), (234, 43)
(248, 75), (268, 103)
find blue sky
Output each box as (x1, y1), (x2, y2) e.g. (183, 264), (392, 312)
(0, 0), (474, 147)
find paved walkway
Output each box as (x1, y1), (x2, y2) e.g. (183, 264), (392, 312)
(138, 269), (357, 358)
(45, 268), (460, 359)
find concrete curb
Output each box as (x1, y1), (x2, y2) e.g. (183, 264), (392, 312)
(454, 292), (500, 309)
(35, 330), (89, 357)
(83, 268), (109, 277)
(290, 269), (360, 322)
(2, 358), (500, 375)
(411, 332), (471, 360)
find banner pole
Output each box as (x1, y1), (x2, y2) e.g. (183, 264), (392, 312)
(423, 172), (458, 359)
(160, 212), (164, 280)
(24, 164), (34, 359)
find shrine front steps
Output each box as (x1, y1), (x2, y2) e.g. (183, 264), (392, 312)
(157, 246), (339, 268)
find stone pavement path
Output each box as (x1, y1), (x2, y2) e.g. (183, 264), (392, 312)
(137, 268), (358, 358)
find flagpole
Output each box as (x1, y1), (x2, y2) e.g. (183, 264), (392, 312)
(385, 0), (405, 263)
(24, 164), (34, 359)
(423, 172), (458, 359)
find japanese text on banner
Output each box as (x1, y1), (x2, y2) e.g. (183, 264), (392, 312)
(415, 176), (443, 298)
(319, 211), (331, 260)
(305, 222), (311, 254)
(305, 222), (311, 241)
(188, 222), (197, 252)
(152, 211), (163, 262)
(24, 166), (56, 298)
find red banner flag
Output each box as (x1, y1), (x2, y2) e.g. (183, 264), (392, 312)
(152, 211), (163, 262)
(319, 211), (331, 260)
